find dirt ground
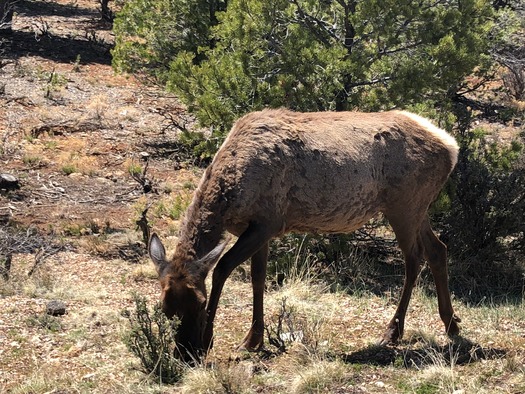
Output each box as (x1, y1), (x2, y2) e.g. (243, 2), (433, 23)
(0, 0), (204, 390)
(0, 0), (204, 231)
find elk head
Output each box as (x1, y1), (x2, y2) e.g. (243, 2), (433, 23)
(148, 233), (226, 361)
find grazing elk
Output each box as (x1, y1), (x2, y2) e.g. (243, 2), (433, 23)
(149, 108), (461, 360)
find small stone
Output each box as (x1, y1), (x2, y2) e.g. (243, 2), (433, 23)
(0, 173), (20, 190)
(46, 300), (67, 316)
(68, 172), (83, 179)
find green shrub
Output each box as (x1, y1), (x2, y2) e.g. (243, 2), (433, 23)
(113, 0), (496, 158)
(441, 125), (525, 299)
(177, 129), (222, 166)
(126, 162), (143, 177)
(123, 294), (185, 384)
(112, 0), (222, 79)
(445, 129), (524, 255)
(61, 164), (77, 175)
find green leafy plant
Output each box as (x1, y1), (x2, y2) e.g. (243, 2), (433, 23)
(114, 0), (495, 139)
(61, 164), (78, 175)
(123, 294), (185, 384)
(43, 69), (67, 98)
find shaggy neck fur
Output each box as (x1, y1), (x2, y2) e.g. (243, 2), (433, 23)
(172, 167), (225, 273)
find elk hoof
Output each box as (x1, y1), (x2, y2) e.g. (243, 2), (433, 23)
(379, 318), (404, 345)
(446, 314), (461, 337)
(238, 331), (264, 352)
(238, 338), (264, 352)
(379, 327), (401, 346)
(237, 342), (262, 352)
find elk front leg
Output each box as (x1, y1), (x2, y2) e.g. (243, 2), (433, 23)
(239, 242), (269, 351)
(203, 224), (273, 351)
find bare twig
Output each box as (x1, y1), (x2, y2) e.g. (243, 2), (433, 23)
(0, 254), (12, 280)
(31, 17), (50, 40)
(0, 227), (68, 279)
(130, 154), (156, 194)
(136, 206), (151, 247)
(153, 105), (193, 133)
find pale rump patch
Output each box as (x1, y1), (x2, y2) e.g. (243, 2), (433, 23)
(400, 111), (459, 169)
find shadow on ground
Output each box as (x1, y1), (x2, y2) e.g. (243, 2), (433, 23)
(0, 0), (112, 64)
(341, 336), (507, 368)
(16, 0), (100, 19)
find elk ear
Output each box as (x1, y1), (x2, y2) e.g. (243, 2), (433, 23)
(149, 233), (168, 275)
(190, 237), (230, 280)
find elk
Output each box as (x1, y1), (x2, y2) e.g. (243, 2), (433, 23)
(149, 108), (461, 359)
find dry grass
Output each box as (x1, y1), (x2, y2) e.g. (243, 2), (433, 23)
(1, 246), (525, 393)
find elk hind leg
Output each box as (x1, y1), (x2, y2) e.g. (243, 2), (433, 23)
(381, 212), (426, 344)
(420, 218), (461, 336)
(381, 245), (422, 344)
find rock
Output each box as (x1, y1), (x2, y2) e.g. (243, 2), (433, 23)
(68, 172), (83, 179)
(0, 173), (20, 190)
(46, 300), (67, 316)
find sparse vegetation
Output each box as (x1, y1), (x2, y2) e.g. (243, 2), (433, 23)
(61, 163), (78, 175)
(1, 0), (525, 393)
(269, 230), (402, 295)
(290, 360), (354, 393)
(26, 312), (63, 333)
(126, 160), (142, 177)
(22, 154), (44, 167)
(165, 193), (191, 220)
(123, 294), (186, 384)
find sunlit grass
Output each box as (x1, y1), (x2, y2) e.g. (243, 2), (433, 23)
(1, 250), (524, 393)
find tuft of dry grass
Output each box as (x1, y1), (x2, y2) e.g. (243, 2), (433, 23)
(180, 362), (257, 394)
(290, 359), (355, 393)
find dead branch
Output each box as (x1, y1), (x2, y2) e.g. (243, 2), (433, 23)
(1, 254), (11, 280)
(0, 227), (68, 279)
(130, 154), (156, 194)
(135, 206), (151, 247)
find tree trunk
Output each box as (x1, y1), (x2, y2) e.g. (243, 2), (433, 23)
(335, 0), (357, 111)
(100, 0), (113, 22)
